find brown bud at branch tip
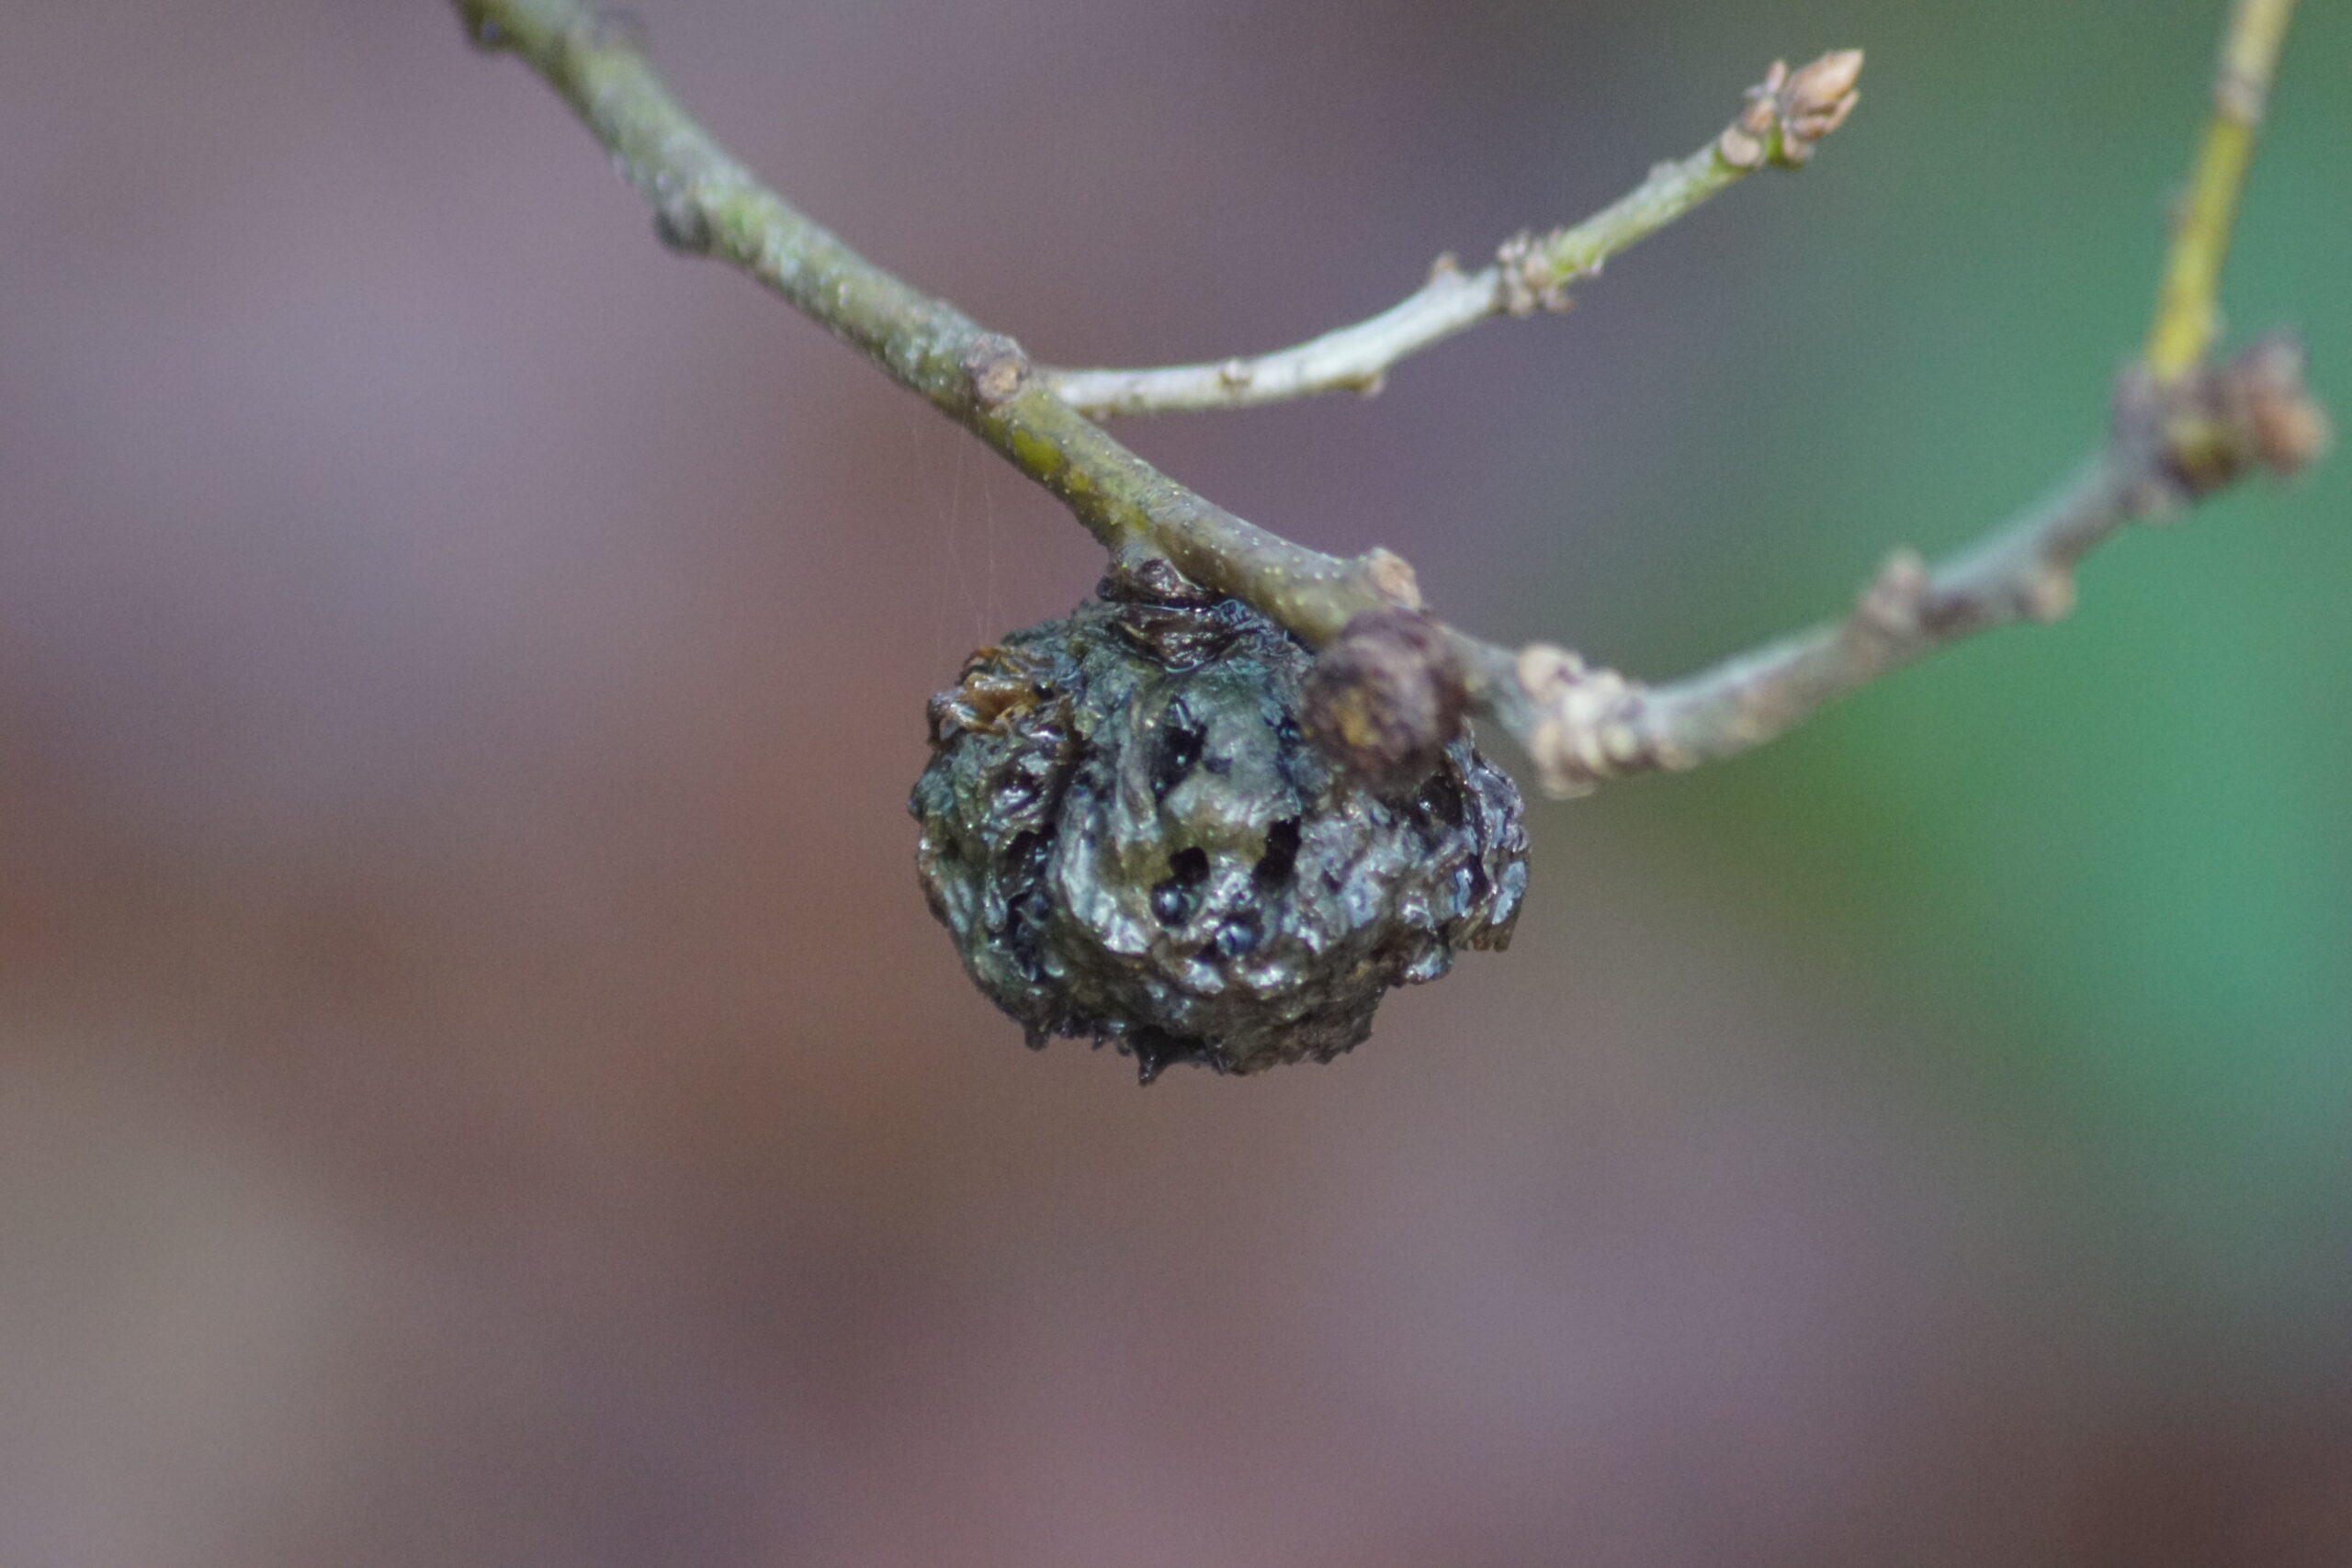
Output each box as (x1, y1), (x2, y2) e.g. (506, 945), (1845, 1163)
(1724, 50), (1863, 169)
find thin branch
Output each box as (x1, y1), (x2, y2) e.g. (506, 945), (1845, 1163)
(1471, 340), (2325, 795)
(452, 0), (2323, 806)
(452, 0), (1415, 645)
(2145, 0), (2301, 381)
(1041, 52), (1862, 418)
(1492, 0), (2321, 795)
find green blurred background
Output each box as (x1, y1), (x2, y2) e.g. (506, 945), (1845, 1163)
(1577, 0), (2352, 1321)
(0, 1), (2345, 1563)
(1544, 0), (2352, 1472)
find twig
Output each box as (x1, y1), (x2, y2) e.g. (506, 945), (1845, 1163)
(451, 0), (2323, 803)
(451, 0), (1415, 645)
(1471, 338), (2325, 795)
(2145, 0), (2301, 381)
(1488, 0), (2320, 795)
(1041, 53), (1861, 418)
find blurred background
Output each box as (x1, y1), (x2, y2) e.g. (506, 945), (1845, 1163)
(2, 1), (2346, 1562)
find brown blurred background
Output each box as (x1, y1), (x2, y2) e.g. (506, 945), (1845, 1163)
(2, 2), (2348, 1563)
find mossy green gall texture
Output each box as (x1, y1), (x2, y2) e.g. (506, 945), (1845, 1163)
(911, 569), (1528, 1081)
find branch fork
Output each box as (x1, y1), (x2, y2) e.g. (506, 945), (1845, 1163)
(453, 0), (2320, 805)
(1042, 50), (1863, 416)
(1484, 335), (2326, 796)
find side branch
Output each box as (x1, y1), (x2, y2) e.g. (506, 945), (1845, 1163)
(452, 0), (1416, 643)
(2145, 0), (2301, 380)
(1042, 52), (1861, 418)
(1463, 0), (2320, 796)
(1464, 342), (2325, 795)
(455, 0), (2321, 805)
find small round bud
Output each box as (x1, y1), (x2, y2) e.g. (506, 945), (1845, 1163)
(960, 333), (1031, 408)
(2142, 333), (2332, 496)
(1302, 609), (1467, 794)
(2221, 333), (2330, 479)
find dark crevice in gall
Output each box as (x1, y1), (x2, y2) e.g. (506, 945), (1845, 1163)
(1149, 845), (1211, 926)
(1001, 829), (1053, 981)
(1419, 769), (1465, 827)
(1129, 1026), (1217, 1086)
(1254, 818), (1301, 888)
(1151, 703), (1205, 800)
